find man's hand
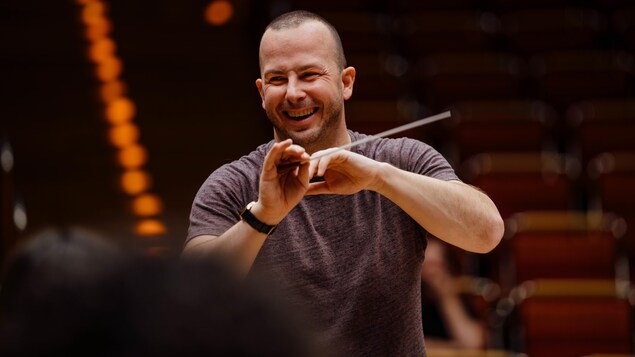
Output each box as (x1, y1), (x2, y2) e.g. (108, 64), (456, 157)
(256, 139), (311, 224)
(305, 149), (384, 196)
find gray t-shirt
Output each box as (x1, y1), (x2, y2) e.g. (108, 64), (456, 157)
(188, 131), (459, 356)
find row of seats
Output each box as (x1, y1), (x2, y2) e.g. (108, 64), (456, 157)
(306, 7), (635, 119)
(465, 151), (633, 210)
(285, 0), (635, 14)
(345, 98), (635, 166)
(498, 278), (633, 357)
(451, 210), (634, 356)
(464, 278), (633, 357)
(331, 8), (635, 54)
(461, 151), (635, 274)
(347, 50), (634, 112)
(293, 0), (634, 11)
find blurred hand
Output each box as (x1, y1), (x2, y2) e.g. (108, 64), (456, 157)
(421, 240), (461, 299)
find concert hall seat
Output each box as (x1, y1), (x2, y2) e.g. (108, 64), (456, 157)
(529, 50), (634, 112)
(611, 5), (635, 51)
(594, 0), (634, 9)
(566, 99), (635, 165)
(396, 11), (501, 56)
(417, 52), (526, 110)
(447, 100), (557, 163)
(500, 279), (633, 357)
(345, 99), (445, 145)
(501, 210), (626, 288)
(588, 152), (635, 214)
(320, 12), (392, 54)
(387, 0), (478, 12)
(500, 8), (608, 55)
(483, 0), (581, 11)
(588, 151), (635, 281)
(347, 54), (410, 100)
(459, 152), (577, 219)
(346, 99), (413, 133)
(285, 0), (374, 12)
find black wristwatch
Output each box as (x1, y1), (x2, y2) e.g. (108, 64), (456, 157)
(240, 201), (277, 235)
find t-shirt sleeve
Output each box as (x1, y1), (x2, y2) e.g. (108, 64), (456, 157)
(377, 137), (459, 181)
(187, 161), (260, 243)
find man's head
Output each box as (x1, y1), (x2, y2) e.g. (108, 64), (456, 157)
(256, 11), (355, 153)
(259, 11), (347, 72)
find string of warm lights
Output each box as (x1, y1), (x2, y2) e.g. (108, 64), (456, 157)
(76, 0), (167, 242)
(204, 0), (234, 26)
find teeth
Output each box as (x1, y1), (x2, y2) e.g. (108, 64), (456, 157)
(287, 108), (315, 118)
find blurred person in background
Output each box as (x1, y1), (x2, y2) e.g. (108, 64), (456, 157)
(420, 237), (486, 350)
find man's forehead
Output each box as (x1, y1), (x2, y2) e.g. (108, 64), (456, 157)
(259, 21), (337, 71)
(261, 21), (332, 48)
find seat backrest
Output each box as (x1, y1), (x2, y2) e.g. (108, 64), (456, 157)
(398, 11), (500, 55)
(503, 211), (624, 286)
(449, 100), (557, 161)
(419, 52), (526, 109)
(588, 152), (635, 213)
(505, 279), (633, 357)
(461, 152), (576, 218)
(501, 8), (608, 54)
(567, 100), (635, 165)
(530, 50), (634, 111)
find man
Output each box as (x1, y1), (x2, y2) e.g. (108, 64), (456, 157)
(184, 10), (503, 356)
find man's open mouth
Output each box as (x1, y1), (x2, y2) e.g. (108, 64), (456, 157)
(285, 107), (318, 121)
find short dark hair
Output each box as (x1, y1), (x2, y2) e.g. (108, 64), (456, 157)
(261, 10), (347, 70)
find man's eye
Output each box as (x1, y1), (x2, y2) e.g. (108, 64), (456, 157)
(268, 77), (286, 84)
(302, 73), (319, 79)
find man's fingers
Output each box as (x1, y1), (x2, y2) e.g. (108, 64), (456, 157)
(295, 161), (311, 185)
(277, 144), (309, 173)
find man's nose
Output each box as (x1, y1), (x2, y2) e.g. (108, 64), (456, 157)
(285, 77), (306, 103)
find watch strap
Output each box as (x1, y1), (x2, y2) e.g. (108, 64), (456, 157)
(240, 201), (277, 235)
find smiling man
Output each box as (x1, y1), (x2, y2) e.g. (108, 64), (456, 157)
(255, 17), (353, 154)
(184, 10), (503, 357)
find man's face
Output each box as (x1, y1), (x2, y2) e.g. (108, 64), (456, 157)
(256, 21), (354, 152)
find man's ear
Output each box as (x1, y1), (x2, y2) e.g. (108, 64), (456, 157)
(255, 78), (265, 109)
(341, 66), (356, 101)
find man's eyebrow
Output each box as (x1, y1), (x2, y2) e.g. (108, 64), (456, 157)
(264, 69), (286, 76)
(297, 64), (324, 71)
(264, 64), (324, 77)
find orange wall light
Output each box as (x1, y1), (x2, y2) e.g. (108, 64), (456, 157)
(100, 80), (126, 103)
(121, 170), (151, 195)
(109, 123), (139, 148)
(105, 97), (136, 124)
(132, 193), (163, 216)
(205, 0), (233, 26)
(135, 219), (167, 236)
(118, 144), (147, 169)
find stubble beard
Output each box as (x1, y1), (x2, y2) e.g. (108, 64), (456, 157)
(267, 101), (344, 154)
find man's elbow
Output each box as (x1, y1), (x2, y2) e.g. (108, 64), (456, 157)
(476, 213), (505, 253)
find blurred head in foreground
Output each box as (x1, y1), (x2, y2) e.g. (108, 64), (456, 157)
(0, 227), (318, 356)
